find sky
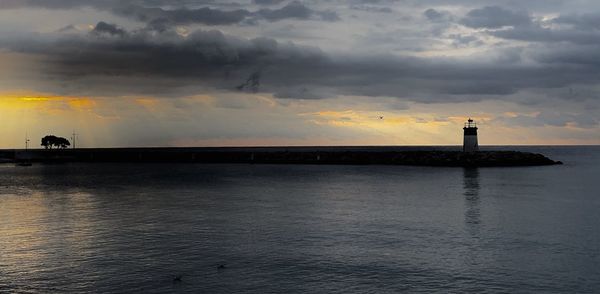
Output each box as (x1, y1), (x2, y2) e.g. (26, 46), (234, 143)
(0, 0), (599, 148)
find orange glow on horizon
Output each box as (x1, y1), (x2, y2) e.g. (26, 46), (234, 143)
(0, 91), (597, 148)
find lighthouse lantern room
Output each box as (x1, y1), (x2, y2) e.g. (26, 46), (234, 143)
(463, 118), (479, 152)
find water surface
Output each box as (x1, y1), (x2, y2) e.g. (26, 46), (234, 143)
(0, 146), (598, 293)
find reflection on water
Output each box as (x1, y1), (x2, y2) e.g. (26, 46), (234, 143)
(463, 168), (480, 228)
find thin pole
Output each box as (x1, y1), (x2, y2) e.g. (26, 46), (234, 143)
(25, 132), (29, 151)
(71, 130), (77, 149)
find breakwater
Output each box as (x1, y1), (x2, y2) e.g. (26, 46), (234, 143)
(1, 146), (562, 167)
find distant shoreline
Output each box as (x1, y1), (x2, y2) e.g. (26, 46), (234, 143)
(0, 146), (563, 167)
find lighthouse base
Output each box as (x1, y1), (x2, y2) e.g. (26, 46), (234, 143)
(463, 135), (479, 152)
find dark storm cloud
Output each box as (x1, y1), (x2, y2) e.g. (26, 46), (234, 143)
(5, 23), (600, 104)
(490, 26), (600, 45)
(253, 0), (286, 6)
(92, 21), (126, 36)
(0, 0), (339, 26)
(349, 5), (393, 13)
(461, 11), (600, 45)
(423, 8), (452, 22)
(0, 0), (221, 9)
(531, 44), (600, 66)
(257, 1), (340, 22)
(458, 7), (600, 46)
(554, 13), (600, 30)
(111, 5), (251, 26)
(461, 6), (531, 28)
(0, 0), (91, 9)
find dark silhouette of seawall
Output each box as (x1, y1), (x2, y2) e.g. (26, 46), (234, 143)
(0, 146), (562, 167)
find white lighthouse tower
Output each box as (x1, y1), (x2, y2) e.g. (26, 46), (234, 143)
(463, 118), (479, 152)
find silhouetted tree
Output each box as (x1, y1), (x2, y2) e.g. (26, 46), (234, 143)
(41, 135), (70, 149)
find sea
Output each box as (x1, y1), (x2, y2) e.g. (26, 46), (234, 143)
(0, 146), (598, 293)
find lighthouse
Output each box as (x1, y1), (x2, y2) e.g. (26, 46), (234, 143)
(463, 118), (479, 152)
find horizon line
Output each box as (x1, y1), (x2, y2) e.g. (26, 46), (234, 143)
(2, 144), (599, 151)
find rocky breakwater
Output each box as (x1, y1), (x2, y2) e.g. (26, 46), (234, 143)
(1, 148), (563, 167)
(240, 150), (562, 167)
(385, 151), (562, 167)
